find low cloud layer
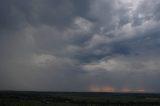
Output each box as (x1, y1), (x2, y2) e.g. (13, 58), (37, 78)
(0, 0), (160, 92)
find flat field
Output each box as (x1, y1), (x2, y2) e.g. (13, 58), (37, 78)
(0, 91), (160, 106)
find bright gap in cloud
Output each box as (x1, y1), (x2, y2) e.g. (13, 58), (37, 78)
(119, 0), (143, 10)
(119, 0), (143, 18)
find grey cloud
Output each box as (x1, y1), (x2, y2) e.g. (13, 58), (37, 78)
(139, 0), (160, 20)
(0, 0), (91, 29)
(1, 0), (160, 92)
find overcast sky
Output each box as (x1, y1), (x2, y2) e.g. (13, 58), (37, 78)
(0, 0), (160, 93)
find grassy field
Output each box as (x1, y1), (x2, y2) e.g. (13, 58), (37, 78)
(0, 91), (160, 106)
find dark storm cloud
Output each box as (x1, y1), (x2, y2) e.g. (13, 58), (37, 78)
(0, 0), (91, 91)
(81, 0), (160, 92)
(1, 0), (160, 92)
(0, 0), (90, 29)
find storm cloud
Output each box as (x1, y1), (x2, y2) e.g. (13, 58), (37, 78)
(0, 0), (160, 92)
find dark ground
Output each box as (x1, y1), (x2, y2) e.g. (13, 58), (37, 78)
(0, 91), (160, 106)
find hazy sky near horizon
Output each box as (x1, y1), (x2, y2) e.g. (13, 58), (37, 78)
(1, 0), (160, 92)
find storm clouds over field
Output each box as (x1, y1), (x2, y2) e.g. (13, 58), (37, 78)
(0, 0), (160, 92)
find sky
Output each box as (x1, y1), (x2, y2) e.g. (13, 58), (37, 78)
(0, 0), (160, 93)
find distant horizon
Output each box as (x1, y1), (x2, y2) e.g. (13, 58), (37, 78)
(0, 90), (159, 94)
